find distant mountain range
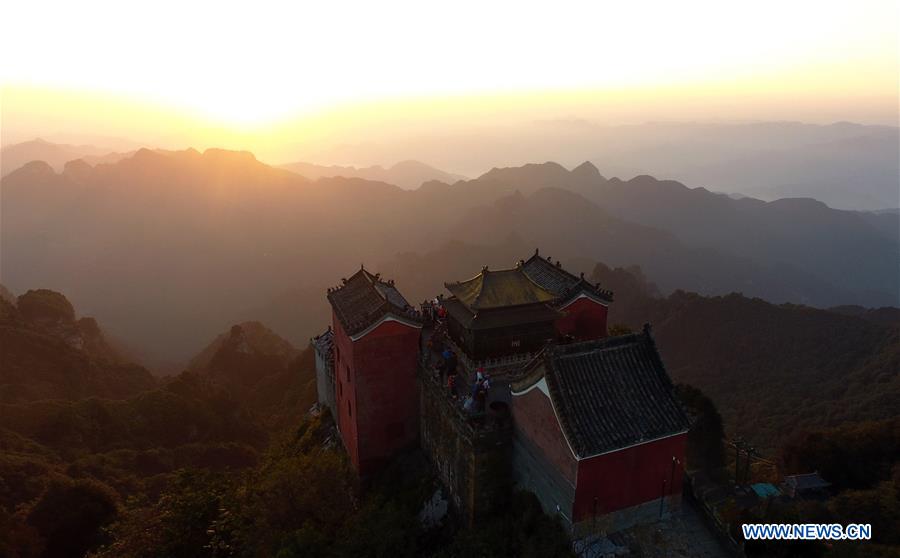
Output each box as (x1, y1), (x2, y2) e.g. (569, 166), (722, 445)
(0, 139), (115, 176)
(587, 121), (900, 211)
(311, 121), (899, 210)
(2, 138), (467, 191)
(9, 120), (898, 210)
(0, 139), (202, 178)
(280, 159), (466, 189)
(2, 147), (897, 363)
(463, 162), (899, 304)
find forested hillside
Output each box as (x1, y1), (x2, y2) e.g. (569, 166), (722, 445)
(587, 264), (900, 452)
(0, 289), (155, 403)
(0, 292), (322, 557)
(0, 288), (572, 558)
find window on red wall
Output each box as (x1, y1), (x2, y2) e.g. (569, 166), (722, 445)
(348, 400), (352, 417)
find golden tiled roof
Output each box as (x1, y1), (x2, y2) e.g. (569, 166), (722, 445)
(445, 266), (558, 311)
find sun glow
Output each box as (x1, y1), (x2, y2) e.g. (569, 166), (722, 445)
(1, 0), (897, 142)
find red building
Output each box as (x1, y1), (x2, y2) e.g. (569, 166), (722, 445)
(510, 325), (690, 534)
(317, 253), (690, 538)
(326, 267), (422, 475)
(519, 250), (612, 341)
(440, 250), (613, 361)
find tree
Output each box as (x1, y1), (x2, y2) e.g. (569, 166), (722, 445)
(25, 478), (117, 558)
(91, 469), (235, 558)
(434, 492), (573, 558)
(676, 384), (726, 472)
(0, 508), (43, 558)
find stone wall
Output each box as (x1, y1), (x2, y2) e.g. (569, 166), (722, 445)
(511, 428), (577, 526)
(314, 345), (335, 411)
(417, 365), (510, 525)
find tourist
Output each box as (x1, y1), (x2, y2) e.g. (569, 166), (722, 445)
(447, 372), (457, 399)
(462, 395), (475, 413)
(446, 350), (458, 376)
(475, 381), (487, 411)
(440, 349), (453, 380)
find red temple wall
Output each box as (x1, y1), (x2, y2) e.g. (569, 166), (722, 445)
(332, 313), (421, 474)
(555, 297), (608, 341)
(572, 432), (687, 521)
(511, 386), (577, 483)
(331, 313), (360, 469)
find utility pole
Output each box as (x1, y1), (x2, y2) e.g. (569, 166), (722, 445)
(670, 456), (680, 494)
(663, 455), (680, 519)
(743, 444), (756, 485)
(659, 477), (667, 519)
(730, 438), (765, 485)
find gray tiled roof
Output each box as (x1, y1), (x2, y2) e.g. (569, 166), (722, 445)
(521, 252), (613, 303)
(542, 326), (690, 458)
(785, 473), (831, 491)
(312, 328), (334, 359)
(327, 268), (420, 335)
(521, 256), (581, 295)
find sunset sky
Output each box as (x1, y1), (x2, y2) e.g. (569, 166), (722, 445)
(2, 0), (897, 162)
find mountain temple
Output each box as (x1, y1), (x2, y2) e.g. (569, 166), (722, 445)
(312, 250), (691, 537)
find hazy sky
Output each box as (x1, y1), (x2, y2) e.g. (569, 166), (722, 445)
(2, 0), (897, 160)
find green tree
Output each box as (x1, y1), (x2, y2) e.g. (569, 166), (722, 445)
(25, 478), (117, 558)
(0, 508), (43, 558)
(676, 384), (726, 472)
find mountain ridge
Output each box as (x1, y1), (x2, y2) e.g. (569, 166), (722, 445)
(281, 159), (465, 189)
(0, 289), (157, 403)
(3, 147), (896, 363)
